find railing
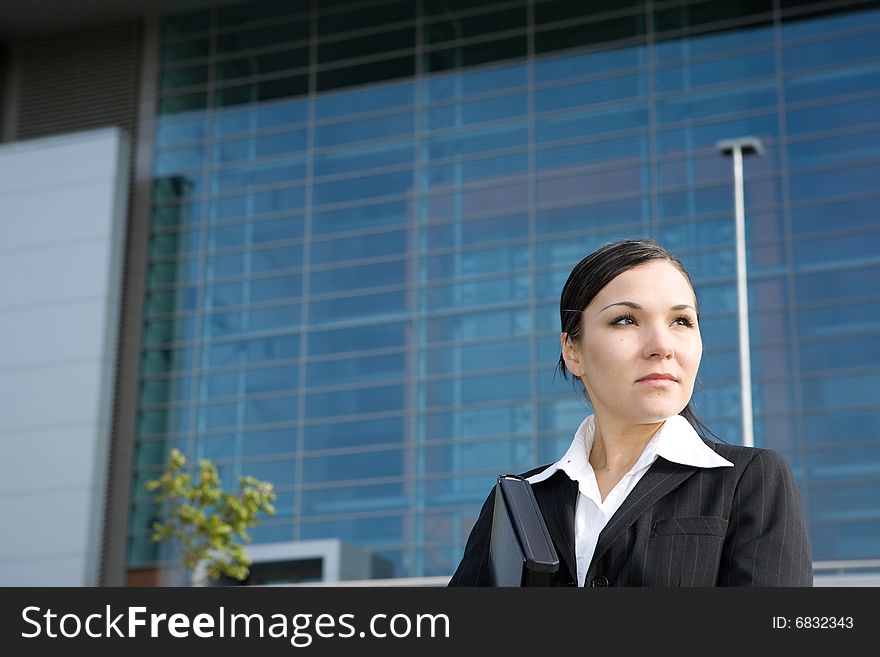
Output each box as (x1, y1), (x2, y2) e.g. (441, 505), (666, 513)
(812, 560), (880, 587)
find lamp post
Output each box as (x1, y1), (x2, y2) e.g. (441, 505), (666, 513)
(716, 136), (763, 448)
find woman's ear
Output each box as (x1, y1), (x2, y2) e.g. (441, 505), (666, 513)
(560, 332), (585, 377)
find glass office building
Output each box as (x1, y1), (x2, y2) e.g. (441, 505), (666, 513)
(129, 0), (880, 580)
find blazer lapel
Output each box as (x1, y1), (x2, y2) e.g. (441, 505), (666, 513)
(590, 458), (698, 570)
(532, 472), (579, 584)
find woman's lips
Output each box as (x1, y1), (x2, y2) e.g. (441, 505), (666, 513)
(636, 374), (678, 386)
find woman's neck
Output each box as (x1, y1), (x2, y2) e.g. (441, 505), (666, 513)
(589, 416), (665, 474)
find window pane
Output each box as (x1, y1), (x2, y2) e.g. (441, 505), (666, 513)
(306, 353), (406, 387)
(421, 338), (530, 376)
(316, 80), (414, 119)
(312, 200), (409, 235)
(303, 416), (404, 450)
(789, 164), (880, 202)
(795, 265), (880, 302)
(420, 403), (532, 441)
(308, 320), (407, 356)
(217, 21), (309, 55)
(313, 170), (414, 205)
(801, 336), (880, 373)
(160, 64), (209, 92)
(310, 260), (407, 294)
(422, 439), (533, 474)
(315, 112), (414, 148)
(422, 276), (531, 312)
(300, 482), (407, 515)
(655, 49), (775, 93)
(801, 374), (880, 408)
(535, 15), (645, 54)
(314, 141), (412, 178)
(798, 302), (880, 338)
(421, 371), (531, 406)
(793, 232), (880, 268)
(536, 197), (648, 238)
(535, 46), (645, 84)
(421, 62), (527, 103)
(422, 214), (528, 250)
(318, 2), (414, 35)
(784, 61), (880, 104)
(426, 308), (530, 342)
(302, 449), (403, 484)
(536, 105), (648, 142)
(306, 384), (405, 418)
(216, 49), (309, 83)
(213, 130), (308, 164)
(243, 394), (298, 425)
(424, 36), (527, 73)
(787, 97), (880, 135)
(312, 230), (407, 264)
(654, 0), (772, 33)
(308, 290), (407, 326)
(783, 29), (880, 72)
(318, 28), (414, 63)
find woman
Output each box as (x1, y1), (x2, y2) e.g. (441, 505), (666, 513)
(448, 239), (812, 587)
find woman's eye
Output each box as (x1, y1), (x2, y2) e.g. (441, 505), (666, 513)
(612, 315), (636, 325)
(673, 316), (695, 327)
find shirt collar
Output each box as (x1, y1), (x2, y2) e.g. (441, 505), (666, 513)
(527, 414), (733, 485)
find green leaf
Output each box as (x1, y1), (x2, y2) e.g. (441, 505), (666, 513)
(145, 448), (277, 585)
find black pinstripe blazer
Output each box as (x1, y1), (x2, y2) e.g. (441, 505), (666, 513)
(448, 442), (813, 587)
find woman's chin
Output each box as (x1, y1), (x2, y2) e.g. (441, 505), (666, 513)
(629, 401), (687, 424)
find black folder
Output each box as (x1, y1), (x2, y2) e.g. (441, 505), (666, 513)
(489, 474), (560, 586)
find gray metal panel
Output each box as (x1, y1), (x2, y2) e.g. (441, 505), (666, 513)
(15, 22), (142, 141)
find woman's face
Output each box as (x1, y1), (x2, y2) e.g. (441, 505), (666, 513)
(561, 259), (702, 426)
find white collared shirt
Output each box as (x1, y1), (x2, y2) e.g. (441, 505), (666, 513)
(527, 414), (733, 586)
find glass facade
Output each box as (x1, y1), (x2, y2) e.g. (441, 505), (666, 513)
(131, 0), (880, 576)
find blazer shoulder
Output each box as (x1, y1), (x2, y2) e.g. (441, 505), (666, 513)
(516, 464), (554, 479)
(705, 440), (794, 474)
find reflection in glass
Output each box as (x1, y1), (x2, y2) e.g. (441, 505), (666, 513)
(421, 338), (530, 376)
(798, 302), (880, 338)
(300, 482), (407, 515)
(311, 230), (407, 264)
(784, 62), (880, 103)
(535, 74), (645, 114)
(306, 352), (406, 387)
(783, 29), (880, 72)
(306, 384), (404, 419)
(422, 439), (532, 475)
(656, 49), (774, 94)
(302, 449), (403, 484)
(423, 276), (531, 312)
(313, 170), (413, 206)
(303, 416), (405, 450)
(243, 394), (298, 426)
(309, 291), (407, 326)
(310, 260), (407, 295)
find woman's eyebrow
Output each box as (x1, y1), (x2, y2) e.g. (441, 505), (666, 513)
(599, 301), (697, 312)
(600, 301), (641, 312)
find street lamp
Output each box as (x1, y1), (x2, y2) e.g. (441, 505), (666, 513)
(716, 136), (763, 449)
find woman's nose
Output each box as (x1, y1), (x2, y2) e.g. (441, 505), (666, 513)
(643, 326), (674, 359)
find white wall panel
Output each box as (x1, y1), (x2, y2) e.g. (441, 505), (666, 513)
(0, 128), (129, 585)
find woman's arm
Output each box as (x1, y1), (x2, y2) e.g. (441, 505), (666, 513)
(718, 448), (813, 586)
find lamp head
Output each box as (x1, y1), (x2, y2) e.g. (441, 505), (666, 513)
(716, 136), (764, 156)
